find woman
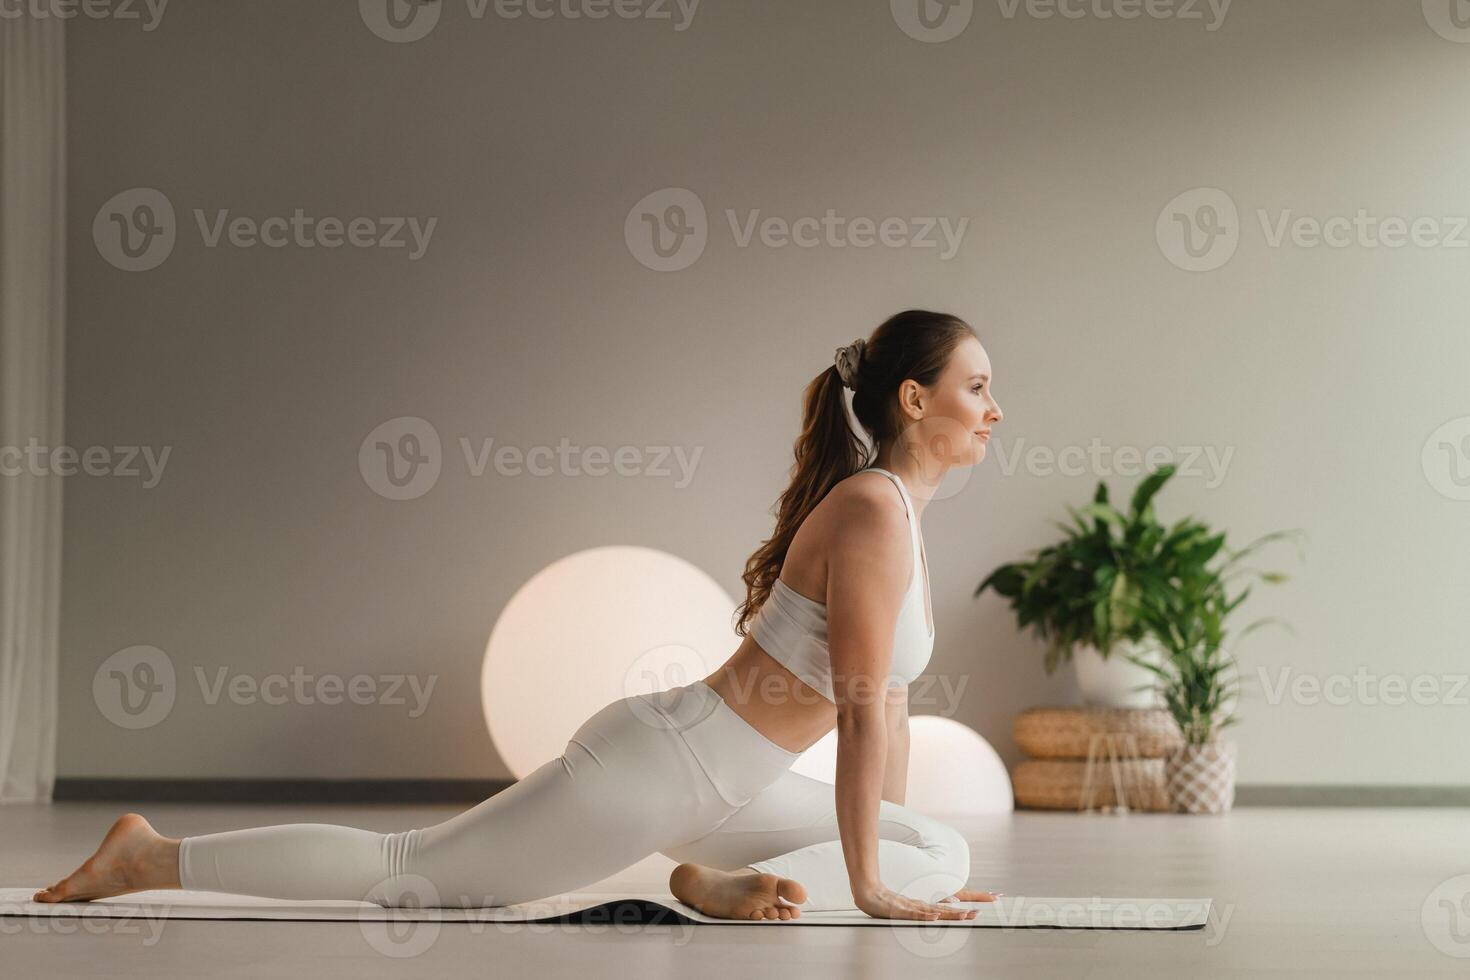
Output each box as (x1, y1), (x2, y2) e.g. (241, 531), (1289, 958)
(35, 309), (1005, 922)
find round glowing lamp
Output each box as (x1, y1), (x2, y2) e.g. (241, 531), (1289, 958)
(481, 546), (736, 778)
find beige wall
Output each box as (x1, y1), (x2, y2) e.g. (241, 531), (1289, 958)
(61, 0), (1470, 786)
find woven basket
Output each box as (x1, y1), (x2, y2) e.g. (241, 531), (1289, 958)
(1012, 758), (1171, 812)
(1015, 706), (1184, 760)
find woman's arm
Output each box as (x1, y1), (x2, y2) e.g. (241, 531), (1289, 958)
(881, 685), (910, 806)
(826, 485), (975, 921)
(826, 487), (910, 896)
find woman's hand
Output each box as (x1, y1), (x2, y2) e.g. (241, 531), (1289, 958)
(852, 880), (979, 920)
(939, 887), (1003, 903)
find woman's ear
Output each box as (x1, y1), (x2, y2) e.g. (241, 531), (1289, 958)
(898, 379), (926, 420)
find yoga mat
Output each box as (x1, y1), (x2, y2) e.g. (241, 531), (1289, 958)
(0, 888), (1210, 929)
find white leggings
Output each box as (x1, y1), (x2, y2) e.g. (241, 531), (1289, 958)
(177, 681), (971, 912)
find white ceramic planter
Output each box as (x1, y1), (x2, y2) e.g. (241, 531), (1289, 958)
(1071, 638), (1164, 709)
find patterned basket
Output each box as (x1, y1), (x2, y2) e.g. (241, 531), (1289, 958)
(1014, 706), (1184, 760)
(1164, 740), (1236, 813)
(1012, 758), (1172, 812)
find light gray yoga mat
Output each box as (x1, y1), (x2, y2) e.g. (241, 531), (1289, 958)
(0, 888), (1210, 929)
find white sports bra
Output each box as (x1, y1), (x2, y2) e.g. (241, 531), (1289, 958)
(749, 466), (935, 704)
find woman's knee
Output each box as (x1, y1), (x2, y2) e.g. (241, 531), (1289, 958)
(931, 820), (971, 886)
(890, 814), (970, 900)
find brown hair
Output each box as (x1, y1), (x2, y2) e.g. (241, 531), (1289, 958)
(733, 309), (977, 636)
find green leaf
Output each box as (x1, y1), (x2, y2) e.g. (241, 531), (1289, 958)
(1128, 465), (1176, 518)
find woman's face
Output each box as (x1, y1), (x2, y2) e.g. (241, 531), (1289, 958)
(909, 334), (1003, 468)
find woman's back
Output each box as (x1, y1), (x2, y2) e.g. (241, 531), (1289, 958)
(702, 466), (934, 752)
(750, 467), (934, 704)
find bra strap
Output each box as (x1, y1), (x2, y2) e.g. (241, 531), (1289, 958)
(861, 467), (920, 571)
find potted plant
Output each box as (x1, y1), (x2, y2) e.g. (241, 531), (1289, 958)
(974, 465), (1184, 707)
(1121, 517), (1301, 813)
(974, 464), (1299, 709)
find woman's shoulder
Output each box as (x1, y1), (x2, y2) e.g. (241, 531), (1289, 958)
(819, 471), (911, 545)
(825, 469), (908, 519)
(783, 470), (912, 599)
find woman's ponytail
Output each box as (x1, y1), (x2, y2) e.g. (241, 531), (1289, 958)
(733, 310), (975, 636)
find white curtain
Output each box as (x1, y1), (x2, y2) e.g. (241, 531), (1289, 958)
(0, 15), (65, 803)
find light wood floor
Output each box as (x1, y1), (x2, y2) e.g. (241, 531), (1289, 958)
(1, 802), (1464, 978)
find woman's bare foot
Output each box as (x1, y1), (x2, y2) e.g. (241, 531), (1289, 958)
(669, 863), (807, 921)
(32, 813), (181, 903)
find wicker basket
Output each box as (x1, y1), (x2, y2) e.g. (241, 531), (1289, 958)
(1014, 706), (1184, 760)
(1012, 758), (1172, 812)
